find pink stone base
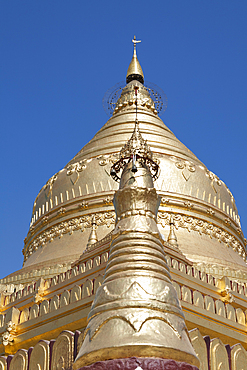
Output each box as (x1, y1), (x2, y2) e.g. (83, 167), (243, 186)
(77, 357), (199, 370)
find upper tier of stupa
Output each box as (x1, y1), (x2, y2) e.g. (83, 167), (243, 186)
(14, 36), (246, 282)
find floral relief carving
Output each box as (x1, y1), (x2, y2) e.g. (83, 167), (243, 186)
(161, 197), (170, 205)
(67, 159), (91, 185)
(97, 154), (119, 166)
(34, 284), (46, 304)
(67, 160), (87, 175)
(79, 201), (88, 209)
(57, 208), (66, 215)
(225, 218), (231, 225)
(103, 196), (113, 205)
(237, 227), (243, 236)
(42, 216), (49, 224)
(74, 357), (199, 370)
(184, 201), (194, 209)
(174, 160), (196, 181)
(25, 210), (245, 262)
(207, 208), (215, 215)
(220, 288), (235, 304)
(2, 321), (16, 346)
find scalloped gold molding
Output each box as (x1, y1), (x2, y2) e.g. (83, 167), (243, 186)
(24, 210), (246, 265)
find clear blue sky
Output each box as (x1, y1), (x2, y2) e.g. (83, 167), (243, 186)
(1, 1), (247, 278)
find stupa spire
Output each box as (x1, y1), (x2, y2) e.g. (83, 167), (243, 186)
(74, 131), (199, 370)
(167, 215), (179, 250)
(86, 215), (98, 248)
(126, 35), (144, 84)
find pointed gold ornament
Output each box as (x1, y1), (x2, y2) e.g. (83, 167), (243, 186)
(126, 36), (144, 84)
(167, 215), (180, 250)
(86, 215), (98, 248)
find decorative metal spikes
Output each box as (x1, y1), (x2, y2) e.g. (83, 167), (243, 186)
(110, 119), (159, 182)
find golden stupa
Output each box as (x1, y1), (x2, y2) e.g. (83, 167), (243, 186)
(0, 38), (246, 370)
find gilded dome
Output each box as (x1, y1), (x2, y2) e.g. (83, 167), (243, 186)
(19, 51), (246, 279)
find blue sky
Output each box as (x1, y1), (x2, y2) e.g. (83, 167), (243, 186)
(1, 1), (247, 278)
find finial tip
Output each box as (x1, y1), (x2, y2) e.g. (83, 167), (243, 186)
(127, 36), (144, 84)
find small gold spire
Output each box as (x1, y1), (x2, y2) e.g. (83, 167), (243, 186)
(126, 36), (144, 84)
(74, 154), (199, 370)
(86, 215), (98, 248)
(167, 215), (179, 249)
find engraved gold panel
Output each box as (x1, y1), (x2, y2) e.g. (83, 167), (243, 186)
(0, 358), (6, 370)
(189, 329), (208, 370)
(29, 340), (49, 370)
(210, 338), (229, 370)
(9, 349), (28, 370)
(231, 344), (247, 370)
(51, 331), (74, 370)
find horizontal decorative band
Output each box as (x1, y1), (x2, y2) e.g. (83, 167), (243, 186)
(24, 210), (246, 265)
(76, 357), (198, 370)
(118, 209), (156, 221)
